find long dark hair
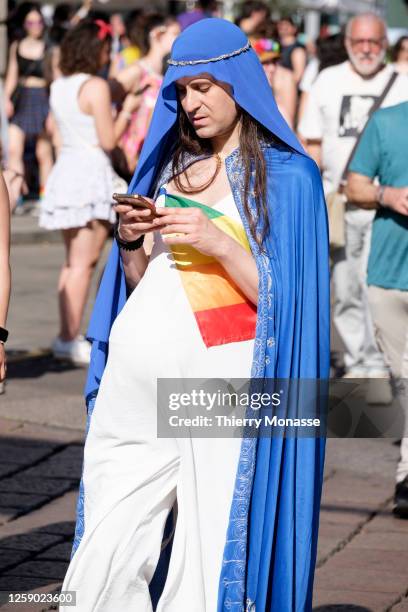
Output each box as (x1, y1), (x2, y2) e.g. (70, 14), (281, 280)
(171, 106), (272, 247)
(8, 2), (44, 43)
(59, 21), (111, 76)
(392, 35), (408, 62)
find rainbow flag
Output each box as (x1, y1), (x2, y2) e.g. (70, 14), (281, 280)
(165, 193), (257, 348)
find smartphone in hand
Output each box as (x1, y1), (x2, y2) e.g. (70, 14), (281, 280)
(112, 193), (158, 218)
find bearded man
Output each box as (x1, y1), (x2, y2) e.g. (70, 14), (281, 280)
(299, 12), (408, 379)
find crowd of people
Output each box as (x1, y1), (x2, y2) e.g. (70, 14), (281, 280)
(1, 2), (406, 371)
(0, 0), (407, 502)
(0, 2), (407, 608)
(0, 0), (407, 489)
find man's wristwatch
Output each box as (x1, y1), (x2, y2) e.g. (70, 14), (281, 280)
(0, 326), (9, 344)
(377, 185), (387, 208)
(114, 223), (145, 251)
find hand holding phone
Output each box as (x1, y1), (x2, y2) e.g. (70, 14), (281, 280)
(112, 193), (158, 217)
(113, 193), (158, 244)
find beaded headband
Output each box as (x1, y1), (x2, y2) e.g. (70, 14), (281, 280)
(167, 40), (251, 66)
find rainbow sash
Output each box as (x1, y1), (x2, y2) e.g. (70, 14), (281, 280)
(165, 193), (257, 347)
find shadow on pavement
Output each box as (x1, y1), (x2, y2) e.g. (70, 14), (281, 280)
(6, 354), (80, 381)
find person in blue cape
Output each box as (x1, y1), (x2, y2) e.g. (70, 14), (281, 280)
(60, 18), (329, 612)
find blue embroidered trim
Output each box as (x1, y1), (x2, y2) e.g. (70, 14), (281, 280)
(70, 392), (97, 558)
(218, 150), (272, 610)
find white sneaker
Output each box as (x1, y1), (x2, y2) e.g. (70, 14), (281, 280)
(52, 335), (91, 366)
(0, 381), (5, 395)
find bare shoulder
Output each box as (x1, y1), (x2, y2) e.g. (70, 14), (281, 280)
(78, 76), (110, 115)
(82, 75), (109, 91)
(81, 76), (110, 99)
(292, 46), (306, 58)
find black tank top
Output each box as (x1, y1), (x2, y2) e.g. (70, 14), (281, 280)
(280, 42), (305, 71)
(17, 44), (45, 80)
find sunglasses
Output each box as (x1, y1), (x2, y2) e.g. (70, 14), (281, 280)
(347, 37), (385, 50)
(25, 19), (43, 27)
(262, 58), (280, 66)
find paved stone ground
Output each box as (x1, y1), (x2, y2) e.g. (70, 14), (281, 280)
(0, 417), (80, 611)
(0, 221), (407, 611)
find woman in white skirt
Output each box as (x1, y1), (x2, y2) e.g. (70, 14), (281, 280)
(40, 21), (140, 365)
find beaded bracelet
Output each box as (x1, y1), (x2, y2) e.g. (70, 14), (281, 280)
(114, 224), (145, 251)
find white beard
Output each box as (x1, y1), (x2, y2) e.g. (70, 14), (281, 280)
(348, 48), (387, 77)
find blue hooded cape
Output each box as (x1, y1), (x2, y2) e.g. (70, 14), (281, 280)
(74, 18), (330, 612)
